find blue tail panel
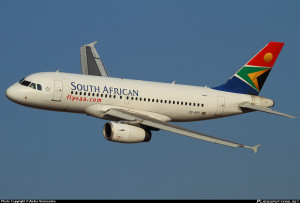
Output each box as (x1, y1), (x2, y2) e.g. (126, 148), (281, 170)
(213, 76), (259, 95)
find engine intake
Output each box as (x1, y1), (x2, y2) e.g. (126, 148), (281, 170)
(103, 122), (151, 143)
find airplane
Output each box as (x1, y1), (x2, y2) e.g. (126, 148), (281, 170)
(6, 41), (296, 153)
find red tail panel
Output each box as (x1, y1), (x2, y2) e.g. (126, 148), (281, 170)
(246, 42), (284, 68)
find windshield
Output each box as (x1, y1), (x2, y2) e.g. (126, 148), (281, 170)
(21, 80), (31, 87)
(18, 78), (42, 90)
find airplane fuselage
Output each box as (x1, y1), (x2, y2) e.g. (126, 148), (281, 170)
(7, 72), (267, 122)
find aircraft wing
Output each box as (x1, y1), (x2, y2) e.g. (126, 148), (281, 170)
(105, 108), (261, 153)
(80, 41), (109, 77)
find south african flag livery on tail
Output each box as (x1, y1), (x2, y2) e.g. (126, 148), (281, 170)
(214, 42), (284, 95)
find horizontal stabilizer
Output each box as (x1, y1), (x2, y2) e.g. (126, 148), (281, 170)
(239, 103), (297, 118)
(80, 41), (109, 77)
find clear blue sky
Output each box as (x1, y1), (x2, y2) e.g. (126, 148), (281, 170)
(1, 0), (300, 199)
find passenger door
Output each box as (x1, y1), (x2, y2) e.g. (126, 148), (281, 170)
(52, 80), (63, 101)
(215, 96), (225, 116)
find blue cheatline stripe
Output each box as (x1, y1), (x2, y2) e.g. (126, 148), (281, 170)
(213, 76), (259, 95)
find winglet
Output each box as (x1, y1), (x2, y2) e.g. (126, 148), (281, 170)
(80, 41), (109, 77)
(243, 144), (261, 153)
(87, 41), (98, 47)
(251, 144), (261, 154)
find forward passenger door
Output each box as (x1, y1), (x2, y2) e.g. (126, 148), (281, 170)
(52, 80), (63, 102)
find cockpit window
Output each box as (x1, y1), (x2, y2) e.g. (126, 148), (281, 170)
(21, 80), (31, 87)
(29, 83), (36, 89)
(37, 84), (42, 90)
(19, 77), (42, 91)
(19, 78), (24, 83)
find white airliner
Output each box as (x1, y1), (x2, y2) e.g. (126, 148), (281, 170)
(6, 41), (296, 153)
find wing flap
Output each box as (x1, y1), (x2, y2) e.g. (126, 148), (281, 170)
(106, 109), (260, 153)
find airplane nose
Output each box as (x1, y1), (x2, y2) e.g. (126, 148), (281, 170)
(6, 84), (19, 102)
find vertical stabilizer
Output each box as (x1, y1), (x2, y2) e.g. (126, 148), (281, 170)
(213, 42), (284, 95)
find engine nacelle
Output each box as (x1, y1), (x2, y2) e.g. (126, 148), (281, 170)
(103, 122), (152, 143)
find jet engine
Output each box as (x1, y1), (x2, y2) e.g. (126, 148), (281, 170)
(103, 122), (152, 143)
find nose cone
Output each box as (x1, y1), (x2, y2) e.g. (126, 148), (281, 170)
(6, 84), (20, 103)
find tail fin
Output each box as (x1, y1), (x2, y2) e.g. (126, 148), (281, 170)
(213, 42), (284, 95)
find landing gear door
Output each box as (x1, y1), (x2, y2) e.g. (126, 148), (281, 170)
(215, 96), (225, 116)
(52, 80), (63, 101)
